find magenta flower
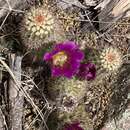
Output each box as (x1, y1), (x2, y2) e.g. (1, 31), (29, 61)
(43, 41), (84, 78)
(64, 122), (84, 130)
(77, 63), (96, 80)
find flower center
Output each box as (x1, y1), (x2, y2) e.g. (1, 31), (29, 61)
(53, 51), (68, 67)
(106, 53), (115, 63)
(35, 14), (44, 24)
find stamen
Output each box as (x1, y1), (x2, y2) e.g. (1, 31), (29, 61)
(53, 51), (68, 66)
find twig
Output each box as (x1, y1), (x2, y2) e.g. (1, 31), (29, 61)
(8, 54), (23, 130)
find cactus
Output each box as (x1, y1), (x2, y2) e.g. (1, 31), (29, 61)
(58, 104), (93, 130)
(100, 47), (123, 72)
(20, 2), (66, 50)
(47, 77), (87, 113)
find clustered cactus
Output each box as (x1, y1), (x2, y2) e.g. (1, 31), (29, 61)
(44, 34), (129, 130)
(17, 0), (130, 130)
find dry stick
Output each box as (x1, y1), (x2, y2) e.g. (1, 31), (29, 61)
(0, 108), (8, 130)
(0, 0), (25, 30)
(0, 56), (49, 130)
(8, 54), (23, 130)
(60, 0), (86, 9)
(26, 104), (47, 130)
(0, 59), (8, 130)
(97, 0), (130, 31)
(8, 54), (49, 130)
